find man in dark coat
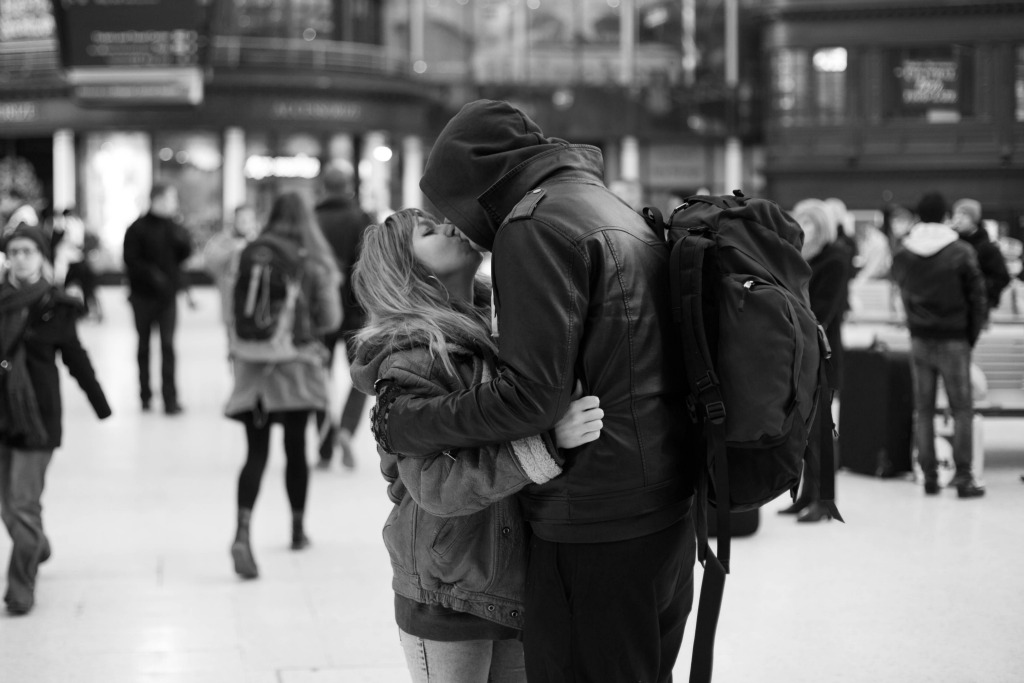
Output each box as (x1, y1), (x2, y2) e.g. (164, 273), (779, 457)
(892, 192), (988, 499)
(951, 198), (1011, 312)
(313, 162), (373, 469)
(372, 100), (696, 682)
(122, 182), (192, 414)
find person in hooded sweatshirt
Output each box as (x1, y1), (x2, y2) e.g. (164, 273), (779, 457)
(951, 198), (1010, 314)
(781, 199), (851, 523)
(369, 99), (696, 682)
(349, 207), (602, 682)
(892, 191), (988, 498)
(0, 226), (111, 614)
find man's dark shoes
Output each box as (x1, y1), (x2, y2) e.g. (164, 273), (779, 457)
(956, 480), (986, 499)
(5, 598), (32, 615)
(924, 480), (941, 495)
(796, 502), (831, 523)
(141, 399), (151, 412)
(164, 402), (184, 416)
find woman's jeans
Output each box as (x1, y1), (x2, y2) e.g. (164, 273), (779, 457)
(909, 337), (974, 482)
(398, 629), (526, 683)
(0, 446), (53, 609)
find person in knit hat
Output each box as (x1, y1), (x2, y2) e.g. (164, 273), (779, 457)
(0, 229), (110, 614)
(951, 198), (1010, 312)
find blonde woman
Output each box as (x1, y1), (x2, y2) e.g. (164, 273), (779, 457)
(224, 192), (342, 578)
(0, 226), (110, 614)
(349, 209), (602, 682)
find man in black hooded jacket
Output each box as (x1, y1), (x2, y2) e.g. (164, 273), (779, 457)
(371, 100), (696, 682)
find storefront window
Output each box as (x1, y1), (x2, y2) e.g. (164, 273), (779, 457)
(771, 48), (808, 127)
(886, 45), (974, 123)
(80, 132), (151, 267)
(1016, 46), (1024, 122)
(244, 132), (323, 221)
(813, 47), (847, 125)
(153, 131), (223, 252)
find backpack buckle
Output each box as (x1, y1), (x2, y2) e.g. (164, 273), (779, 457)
(695, 372), (718, 393)
(705, 400), (726, 425)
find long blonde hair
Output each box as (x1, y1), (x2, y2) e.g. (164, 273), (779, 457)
(352, 208), (495, 376)
(262, 192), (341, 286)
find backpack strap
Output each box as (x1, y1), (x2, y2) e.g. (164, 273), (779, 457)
(671, 233), (731, 683)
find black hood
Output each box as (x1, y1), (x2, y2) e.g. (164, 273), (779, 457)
(420, 99), (584, 250)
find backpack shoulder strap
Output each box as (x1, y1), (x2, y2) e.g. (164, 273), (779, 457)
(672, 233), (733, 683)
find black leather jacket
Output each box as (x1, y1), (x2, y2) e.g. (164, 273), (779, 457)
(380, 100), (693, 543)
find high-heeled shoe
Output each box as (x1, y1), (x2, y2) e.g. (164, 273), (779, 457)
(778, 498), (811, 515)
(796, 501), (831, 523)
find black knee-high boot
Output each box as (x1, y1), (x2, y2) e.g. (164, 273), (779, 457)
(231, 508), (259, 579)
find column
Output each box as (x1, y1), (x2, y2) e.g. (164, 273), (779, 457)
(52, 129), (76, 211)
(401, 135), (423, 210)
(361, 131), (391, 221)
(619, 0), (635, 86)
(223, 127), (246, 219)
(620, 135), (640, 182)
(723, 0), (743, 193)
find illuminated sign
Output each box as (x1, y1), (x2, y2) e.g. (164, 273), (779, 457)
(896, 59), (958, 107)
(53, 0), (207, 69)
(244, 155), (321, 180)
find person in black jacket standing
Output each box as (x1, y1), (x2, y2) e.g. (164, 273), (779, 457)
(892, 192), (988, 499)
(951, 198), (1010, 313)
(370, 100), (695, 682)
(123, 183), (192, 414)
(0, 226), (111, 615)
(783, 199), (852, 523)
(312, 162), (372, 469)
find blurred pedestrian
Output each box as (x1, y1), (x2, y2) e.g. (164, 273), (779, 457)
(892, 192), (988, 498)
(0, 225), (111, 615)
(349, 208), (602, 682)
(783, 199), (851, 523)
(312, 161), (373, 470)
(122, 183), (193, 415)
(203, 203), (260, 351)
(223, 192), (341, 579)
(951, 198), (1010, 313)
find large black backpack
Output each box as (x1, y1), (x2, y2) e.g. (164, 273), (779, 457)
(231, 233), (305, 363)
(643, 191), (843, 683)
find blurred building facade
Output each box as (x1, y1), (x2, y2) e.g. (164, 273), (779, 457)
(761, 0), (1024, 236)
(0, 0), (1022, 268)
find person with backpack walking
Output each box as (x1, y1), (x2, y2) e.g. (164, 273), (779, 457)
(122, 182), (193, 415)
(223, 192), (342, 579)
(892, 191), (988, 498)
(349, 207), (603, 682)
(369, 100), (695, 683)
(312, 161), (373, 471)
(0, 225), (111, 614)
(781, 199), (852, 523)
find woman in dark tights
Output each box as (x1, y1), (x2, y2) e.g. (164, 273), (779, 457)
(223, 193), (341, 579)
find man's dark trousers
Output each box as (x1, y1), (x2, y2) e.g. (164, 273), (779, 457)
(131, 295), (178, 407)
(523, 512), (696, 682)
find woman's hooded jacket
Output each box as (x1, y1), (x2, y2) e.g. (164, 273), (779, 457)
(350, 329), (561, 629)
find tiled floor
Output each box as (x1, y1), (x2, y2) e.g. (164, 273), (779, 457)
(0, 287), (1021, 683)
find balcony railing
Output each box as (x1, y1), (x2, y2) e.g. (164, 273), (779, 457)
(0, 39), (61, 85)
(211, 35), (411, 77)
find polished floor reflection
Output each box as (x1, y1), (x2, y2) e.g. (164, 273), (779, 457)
(0, 287), (1020, 683)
